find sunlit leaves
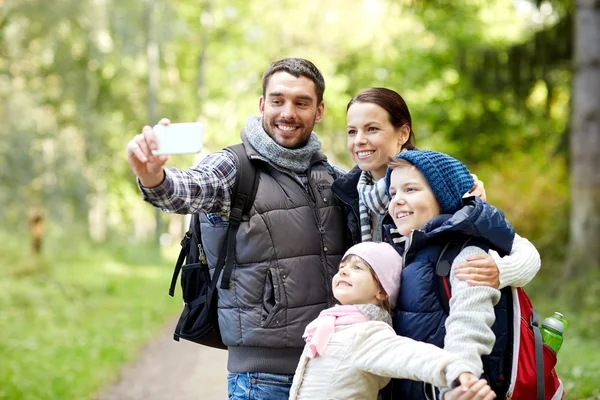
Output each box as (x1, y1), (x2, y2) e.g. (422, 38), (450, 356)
(0, 0), (572, 244)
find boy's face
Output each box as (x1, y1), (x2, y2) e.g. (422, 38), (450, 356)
(388, 166), (441, 236)
(332, 256), (387, 306)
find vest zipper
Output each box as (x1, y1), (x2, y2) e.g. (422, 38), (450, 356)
(306, 174), (317, 203)
(301, 163), (334, 305)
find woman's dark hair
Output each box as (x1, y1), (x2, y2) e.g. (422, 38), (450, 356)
(347, 88), (416, 150)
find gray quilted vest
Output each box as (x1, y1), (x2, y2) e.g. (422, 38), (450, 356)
(200, 140), (346, 374)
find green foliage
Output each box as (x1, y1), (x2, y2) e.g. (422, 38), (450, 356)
(0, 231), (179, 400)
(1, 0), (597, 396)
(1, 0), (574, 239)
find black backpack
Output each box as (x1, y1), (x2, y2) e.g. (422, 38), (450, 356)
(168, 143), (259, 349)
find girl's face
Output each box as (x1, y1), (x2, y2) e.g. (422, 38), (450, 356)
(387, 166), (441, 236)
(346, 102), (409, 180)
(332, 256), (387, 306)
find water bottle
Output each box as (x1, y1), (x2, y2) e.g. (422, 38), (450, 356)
(540, 312), (566, 353)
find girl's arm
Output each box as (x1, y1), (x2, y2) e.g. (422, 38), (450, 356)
(454, 233), (541, 289)
(444, 246), (501, 385)
(352, 322), (471, 388)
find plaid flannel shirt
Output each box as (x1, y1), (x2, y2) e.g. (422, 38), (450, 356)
(139, 149), (346, 219)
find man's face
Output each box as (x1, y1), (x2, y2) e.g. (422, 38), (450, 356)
(259, 71), (324, 149)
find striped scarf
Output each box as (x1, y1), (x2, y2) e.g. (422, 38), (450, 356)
(357, 171), (389, 242)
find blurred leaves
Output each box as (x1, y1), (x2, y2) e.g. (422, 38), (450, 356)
(0, 0), (573, 251)
(3, 0), (600, 397)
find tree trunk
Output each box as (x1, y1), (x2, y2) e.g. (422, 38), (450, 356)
(88, 181), (107, 243)
(569, 0), (600, 272)
(146, 0), (162, 246)
(28, 209), (45, 254)
(196, 0), (213, 117)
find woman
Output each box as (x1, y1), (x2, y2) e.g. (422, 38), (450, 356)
(331, 88), (540, 290)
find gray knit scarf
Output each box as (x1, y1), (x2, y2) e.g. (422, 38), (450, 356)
(243, 116), (322, 173)
(357, 172), (389, 242)
(355, 303), (392, 326)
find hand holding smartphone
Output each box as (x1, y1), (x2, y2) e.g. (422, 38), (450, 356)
(151, 122), (204, 155)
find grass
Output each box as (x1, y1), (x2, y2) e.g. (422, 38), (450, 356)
(1, 230), (599, 399)
(0, 231), (181, 400)
(528, 274), (600, 400)
(557, 337), (600, 399)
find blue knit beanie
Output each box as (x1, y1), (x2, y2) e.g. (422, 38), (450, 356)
(385, 150), (474, 214)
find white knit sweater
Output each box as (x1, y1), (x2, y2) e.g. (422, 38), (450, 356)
(493, 233), (541, 288)
(444, 245), (501, 384)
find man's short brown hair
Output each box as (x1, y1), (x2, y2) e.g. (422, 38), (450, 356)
(262, 58), (325, 104)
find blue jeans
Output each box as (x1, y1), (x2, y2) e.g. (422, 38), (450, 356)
(227, 372), (294, 400)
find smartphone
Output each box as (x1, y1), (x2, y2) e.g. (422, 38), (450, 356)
(151, 122), (204, 155)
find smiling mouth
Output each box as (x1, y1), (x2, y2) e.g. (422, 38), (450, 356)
(394, 211), (412, 220)
(336, 281), (352, 287)
(355, 150), (375, 160)
(276, 123), (300, 134)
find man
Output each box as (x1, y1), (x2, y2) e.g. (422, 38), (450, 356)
(127, 58), (496, 400)
(128, 58), (346, 400)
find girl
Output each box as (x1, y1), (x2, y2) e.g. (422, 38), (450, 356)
(384, 150), (524, 399)
(289, 241), (496, 400)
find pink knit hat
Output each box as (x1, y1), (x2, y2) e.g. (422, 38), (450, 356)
(342, 242), (403, 309)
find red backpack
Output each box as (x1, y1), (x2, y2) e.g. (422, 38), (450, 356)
(508, 288), (563, 399)
(436, 239), (564, 400)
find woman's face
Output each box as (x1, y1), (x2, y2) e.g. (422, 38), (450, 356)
(346, 102), (409, 180)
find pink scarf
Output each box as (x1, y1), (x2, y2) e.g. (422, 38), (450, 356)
(302, 305), (370, 358)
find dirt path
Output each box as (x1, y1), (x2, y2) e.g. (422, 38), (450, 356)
(97, 318), (228, 400)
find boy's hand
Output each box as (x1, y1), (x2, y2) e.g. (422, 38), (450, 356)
(465, 174), (486, 201)
(127, 118), (171, 188)
(454, 254), (500, 288)
(443, 373), (496, 400)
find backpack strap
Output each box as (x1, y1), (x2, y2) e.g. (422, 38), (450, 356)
(168, 218), (194, 297)
(168, 144), (259, 296)
(220, 143), (259, 289)
(435, 238), (474, 314)
(531, 310), (545, 400)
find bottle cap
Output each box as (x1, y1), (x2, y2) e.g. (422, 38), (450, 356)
(554, 312), (564, 320)
(542, 317), (564, 334)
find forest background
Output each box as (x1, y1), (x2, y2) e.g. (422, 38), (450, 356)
(1, 0), (599, 398)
